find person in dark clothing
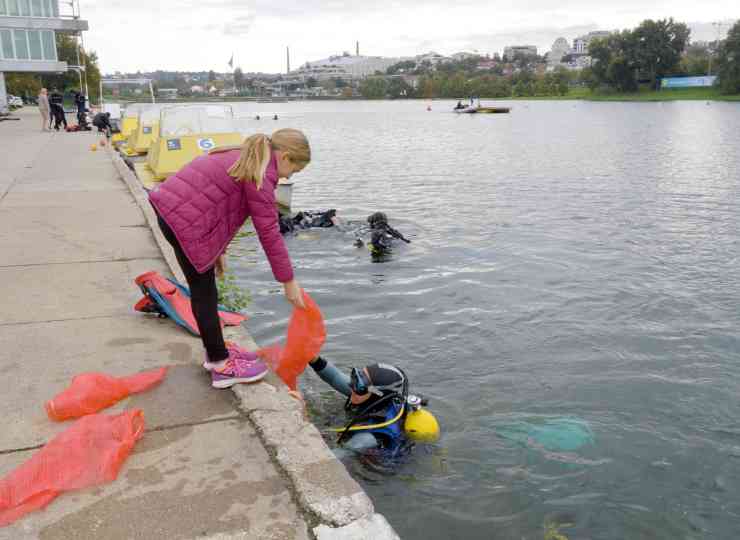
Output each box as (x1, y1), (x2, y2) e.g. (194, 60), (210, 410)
(49, 89), (67, 130)
(278, 209), (338, 234)
(73, 91), (88, 128)
(362, 212), (411, 256)
(92, 112), (112, 138)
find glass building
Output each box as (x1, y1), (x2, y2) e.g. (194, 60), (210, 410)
(0, 0), (88, 110)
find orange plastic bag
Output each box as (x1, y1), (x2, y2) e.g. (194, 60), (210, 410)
(45, 367), (167, 421)
(258, 291), (326, 391)
(0, 410), (145, 527)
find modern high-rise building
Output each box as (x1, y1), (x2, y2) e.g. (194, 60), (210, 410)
(0, 0), (88, 110)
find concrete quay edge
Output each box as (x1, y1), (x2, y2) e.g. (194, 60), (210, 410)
(109, 150), (400, 538)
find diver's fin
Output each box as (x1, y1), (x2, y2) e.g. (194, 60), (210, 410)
(133, 271), (247, 336)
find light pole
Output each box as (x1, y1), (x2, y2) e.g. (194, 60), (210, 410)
(708, 21), (723, 77)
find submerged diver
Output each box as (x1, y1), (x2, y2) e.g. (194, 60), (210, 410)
(278, 209), (411, 257)
(278, 209), (338, 234)
(309, 357), (439, 453)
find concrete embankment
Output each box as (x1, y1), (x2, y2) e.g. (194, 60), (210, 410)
(0, 108), (398, 539)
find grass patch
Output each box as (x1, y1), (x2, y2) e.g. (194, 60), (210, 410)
(584, 87), (740, 102)
(217, 272), (251, 312)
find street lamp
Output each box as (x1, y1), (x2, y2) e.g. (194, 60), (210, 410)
(708, 21), (724, 76)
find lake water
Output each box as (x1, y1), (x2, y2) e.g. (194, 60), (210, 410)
(228, 99), (740, 539)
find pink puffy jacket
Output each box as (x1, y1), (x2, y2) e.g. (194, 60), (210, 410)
(148, 149), (293, 282)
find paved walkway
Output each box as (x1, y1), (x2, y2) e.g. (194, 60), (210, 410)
(0, 109), (310, 539)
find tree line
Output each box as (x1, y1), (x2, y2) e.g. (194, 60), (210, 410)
(583, 18), (739, 94)
(359, 18), (740, 99)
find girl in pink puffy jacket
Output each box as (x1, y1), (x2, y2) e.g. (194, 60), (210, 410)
(149, 129), (310, 388)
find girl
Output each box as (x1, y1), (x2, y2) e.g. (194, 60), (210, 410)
(149, 129), (310, 388)
(38, 88), (50, 132)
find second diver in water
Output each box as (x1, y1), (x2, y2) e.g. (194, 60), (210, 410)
(308, 357), (439, 454)
(279, 210), (411, 256)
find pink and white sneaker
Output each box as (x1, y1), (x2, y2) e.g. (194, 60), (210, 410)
(209, 348), (268, 389)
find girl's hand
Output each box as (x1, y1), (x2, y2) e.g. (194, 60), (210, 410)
(283, 279), (306, 309)
(215, 254), (227, 279)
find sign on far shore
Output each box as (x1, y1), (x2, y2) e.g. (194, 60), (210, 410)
(661, 76), (717, 89)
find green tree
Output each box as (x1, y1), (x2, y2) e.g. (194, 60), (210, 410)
(387, 77), (412, 98)
(386, 60), (416, 75)
(633, 18), (690, 88)
(39, 34), (101, 101)
(717, 20), (740, 94)
(358, 77), (389, 98)
(6, 73), (42, 98)
(589, 31), (638, 92)
(681, 43), (711, 76)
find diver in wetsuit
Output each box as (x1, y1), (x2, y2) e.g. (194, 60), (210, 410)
(359, 211), (411, 256)
(278, 209), (411, 258)
(309, 358), (412, 453)
(278, 209), (338, 234)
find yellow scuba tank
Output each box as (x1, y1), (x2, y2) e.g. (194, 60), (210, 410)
(404, 395), (440, 443)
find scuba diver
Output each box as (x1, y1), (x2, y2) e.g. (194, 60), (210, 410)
(309, 357), (439, 454)
(278, 209), (338, 235)
(278, 209), (410, 258)
(357, 211), (411, 256)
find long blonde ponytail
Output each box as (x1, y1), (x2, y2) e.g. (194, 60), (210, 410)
(226, 133), (272, 189)
(212, 129), (311, 190)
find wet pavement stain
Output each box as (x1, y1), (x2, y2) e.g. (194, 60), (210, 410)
(39, 478), (304, 540)
(105, 337), (154, 347)
(160, 342), (194, 362)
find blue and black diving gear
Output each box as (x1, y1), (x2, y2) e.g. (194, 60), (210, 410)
(310, 358), (439, 453)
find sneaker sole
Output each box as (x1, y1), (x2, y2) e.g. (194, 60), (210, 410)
(211, 371), (268, 389)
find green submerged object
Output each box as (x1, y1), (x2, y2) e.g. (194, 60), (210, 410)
(497, 417), (594, 452)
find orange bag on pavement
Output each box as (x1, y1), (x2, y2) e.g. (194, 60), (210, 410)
(45, 367), (168, 421)
(0, 410), (145, 527)
(258, 291), (326, 391)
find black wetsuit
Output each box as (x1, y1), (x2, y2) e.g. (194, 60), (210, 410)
(49, 91), (67, 130)
(93, 112), (112, 137)
(278, 209), (337, 234)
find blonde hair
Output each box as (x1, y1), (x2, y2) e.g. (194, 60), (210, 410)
(211, 129), (310, 190)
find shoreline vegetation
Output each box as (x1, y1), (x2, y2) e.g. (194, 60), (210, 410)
(111, 86), (740, 104)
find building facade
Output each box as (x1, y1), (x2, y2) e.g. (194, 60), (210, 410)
(0, 0), (88, 109)
(292, 53), (402, 81)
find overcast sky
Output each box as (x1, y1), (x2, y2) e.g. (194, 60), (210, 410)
(79, 1), (738, 75)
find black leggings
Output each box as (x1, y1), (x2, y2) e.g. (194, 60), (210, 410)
(156, 214), (229, 362)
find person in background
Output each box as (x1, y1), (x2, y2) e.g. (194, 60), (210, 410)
(148, 130), (310, 388)
(74, 90), (87, 127)
(92, 111), (112, 138)
(37, 88), (50, 132)
(49, 88), (67, 131)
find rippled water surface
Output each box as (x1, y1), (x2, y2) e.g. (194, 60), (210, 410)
(229, 99), (740, 539)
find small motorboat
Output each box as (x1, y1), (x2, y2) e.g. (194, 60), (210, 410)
(454, 106), (511, 114)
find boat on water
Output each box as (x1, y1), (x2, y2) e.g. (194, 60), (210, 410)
(128, 104), (293, 209)
(121, 107), (159, 156)
(454, 105), (511, 114)
(111, 103), (147, 145)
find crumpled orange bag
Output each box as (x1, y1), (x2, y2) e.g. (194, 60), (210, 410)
(45, 367), (168, 421)
(0, 410), (145, 527)
(258, 290), (325, 391)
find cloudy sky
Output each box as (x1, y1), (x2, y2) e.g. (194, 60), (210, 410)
(79, 0), (737, 75)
